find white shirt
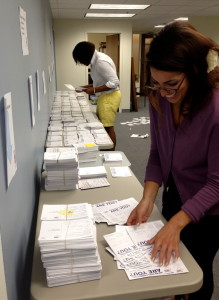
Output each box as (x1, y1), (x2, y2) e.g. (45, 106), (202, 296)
(90, 50), (120, 95)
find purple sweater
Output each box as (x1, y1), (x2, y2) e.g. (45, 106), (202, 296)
(145, 88), (219, 222)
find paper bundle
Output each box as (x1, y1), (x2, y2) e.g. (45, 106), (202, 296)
(78, 166), (107, 179)
(93, 133), (112, 146)
(103, 152), (123, 165)
(104, 221), (188, 280)
(74, 143), (99, 163)
(38, 203), (102, 287)
(92, 198), (138, 225)
(44, 150), (78, 191)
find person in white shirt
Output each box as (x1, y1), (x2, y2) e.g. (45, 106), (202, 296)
(72, 41), (121, 150)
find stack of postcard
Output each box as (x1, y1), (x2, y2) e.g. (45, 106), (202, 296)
(93, 133), (112, 146)
(86, 121), (104, 130)
(103, 152), (123, 165)
(74, 143), (99, 163)
(46, 123), (63, 147)
(78, 166), (107, 180)
(91, 197), (138, 225)
(77, 132), (95, 144)
(44, 150), (78, 191)
(104, 221), (188, 280)
(78, 177), (110, 190)
(63, 133), (79, 147)
(38, 203), (102, 287)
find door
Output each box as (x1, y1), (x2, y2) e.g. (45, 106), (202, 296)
(140, 34), (153, 93)
(106, 34), (120, 75)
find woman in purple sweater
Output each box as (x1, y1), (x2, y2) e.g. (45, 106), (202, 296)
(127, 21), (219, 300)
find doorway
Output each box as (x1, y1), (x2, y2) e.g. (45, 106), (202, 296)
(87, 33), (120, 75)
(140, 34), (153, 93)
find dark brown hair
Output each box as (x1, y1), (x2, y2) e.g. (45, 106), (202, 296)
(72, 41), (95, 66)
(146, 21), (219, 117)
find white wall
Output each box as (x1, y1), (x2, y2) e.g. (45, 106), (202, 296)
(53, 19), (132, 110)
(189, 16), (219, 43)
(0, 233), (8, 300)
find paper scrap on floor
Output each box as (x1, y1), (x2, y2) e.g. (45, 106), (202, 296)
(120, 117), (150, 126)
(131, 134), (149, 139)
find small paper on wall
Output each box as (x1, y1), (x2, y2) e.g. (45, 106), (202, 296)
(36, 70), (40, 111)
(48, 66), (52, 83)
(19, 6), (29, 56)
(42, 71), (46, 95)
(4, 93), (17, 187)
(28, 75), (35, 127)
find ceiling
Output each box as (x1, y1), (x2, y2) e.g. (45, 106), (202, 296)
(49, 0), (219, 33)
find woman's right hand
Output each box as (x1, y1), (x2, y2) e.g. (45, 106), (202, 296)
(126, 198), (154, 226)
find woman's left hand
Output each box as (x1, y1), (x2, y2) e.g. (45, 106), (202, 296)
(147, 220), (181, 266)
(147, 210), (192, 266)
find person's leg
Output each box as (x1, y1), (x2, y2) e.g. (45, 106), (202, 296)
(162, 173), (219, 300)
(105, 126), (116, 150)
(96, 91), (121, 151)
(180, 215), (219, 300)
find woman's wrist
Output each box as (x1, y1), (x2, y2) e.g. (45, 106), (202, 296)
(170, 210), (192, 231)
(141, 181), (159, 203)
(140, 196), (154, 205)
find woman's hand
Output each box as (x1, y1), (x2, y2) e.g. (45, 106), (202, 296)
(127, 181), (160, 225)
(127, 181), (159, 226)
(147, 220), (181, 266)
(147, 210), (192, 266)
(126, 198), (154, 226)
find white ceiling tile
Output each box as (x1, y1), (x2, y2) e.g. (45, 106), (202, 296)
(49, 0), (219, 32)
(57, 0), (91, 9)
(57, 9), (87, 18)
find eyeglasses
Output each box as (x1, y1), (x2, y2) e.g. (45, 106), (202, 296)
(146, 76), (186, 98)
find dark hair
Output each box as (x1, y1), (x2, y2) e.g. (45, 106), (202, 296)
(146, 21), (219, 117)
(72, 41), (95, 66)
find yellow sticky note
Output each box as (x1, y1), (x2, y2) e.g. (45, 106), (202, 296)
(85, 143), (96, 147)
(58, 209), (74, 216)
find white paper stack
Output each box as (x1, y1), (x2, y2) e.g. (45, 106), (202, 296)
(92, 198), (138, 225)
(63, 134), (79, 147)
(44, 150), (79, 191)
(93, 133), (112, 146)
(77, 132), (95, 144)
(78, 177), (110, 190)
(38, 203), (102, 287)
(78, 166), (107, 179)
(103, 152), (123, 165)
(104, 221), (188, 280)
(46, 147), (75, 153)
(74, 143), (99, 163)
(92, 200), (119, 223)
(86, 121), (104, 130)
(110, 166), (132, 177)
(46, 92), (115, 163)
(41, 203), (93, 221)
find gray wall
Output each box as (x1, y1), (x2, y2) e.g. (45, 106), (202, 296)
(0, 1), (55, 300)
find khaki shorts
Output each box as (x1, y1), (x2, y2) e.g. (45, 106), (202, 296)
(96, 90), (121, 127)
